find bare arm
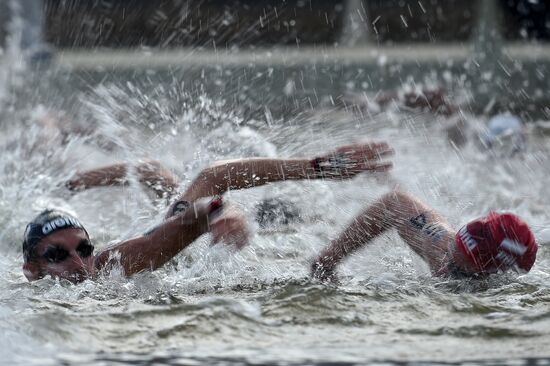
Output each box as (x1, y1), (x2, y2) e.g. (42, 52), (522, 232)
(66, 160), (179, 199)
(179, 158), (315, 201)
(94, 198), (221, 276)
(312, 190), (454, 280)
(167, 142), (394, 216)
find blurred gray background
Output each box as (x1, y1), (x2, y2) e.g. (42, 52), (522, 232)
(1, 0), (549, 118)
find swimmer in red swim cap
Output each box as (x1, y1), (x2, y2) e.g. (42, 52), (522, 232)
(312, 191), (538, 280)
(453, 212), (537, 274)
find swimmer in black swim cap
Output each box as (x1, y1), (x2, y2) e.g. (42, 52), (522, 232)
(22, 209), (94, 282)
(22, 198), (223, 283)
(24, 142), (392, 283)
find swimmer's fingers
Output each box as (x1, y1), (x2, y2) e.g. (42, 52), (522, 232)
(371, 145), (395, 160)
(333, 163), (392, 179)
(337, 161), (393, 177)
(333, 142), (394, 161)
(51, 181), (77, 200)
(313, 160), (393, 180)
(360, 161), (393, 173)
(358, 142), (394, 160)
(64, 178), (86, 193)
(209, 210), (250, 249)
(311, 260), (338, 283)
(313, 142), (393, 179)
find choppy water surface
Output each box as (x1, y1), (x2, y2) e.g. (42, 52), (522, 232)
(0, 65), (549, 366)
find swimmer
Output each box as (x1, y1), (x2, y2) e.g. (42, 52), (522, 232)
(255, 197), (302, 229)
(479, 113), (527, 156)
(23, 142), (394, 283)
(22, 199), (222, 283)
(339, 86), (458, 116)
(338, 87), (468, 148)
(312, 190), (538, 280)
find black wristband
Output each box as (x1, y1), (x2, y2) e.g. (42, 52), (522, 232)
(310, 154), (352, 178)
(311, 157), (323, 175)
(169, 200), (190, 218)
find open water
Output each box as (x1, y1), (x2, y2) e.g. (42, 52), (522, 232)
(0, 53), (549, 366)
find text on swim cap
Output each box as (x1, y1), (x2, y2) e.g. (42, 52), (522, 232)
(500, 238), (527, 256)
(42, 216), (83, 235)
(495, 239), (527, 270)
(494, 250), (517, 269)
(458, 226), (477, 252)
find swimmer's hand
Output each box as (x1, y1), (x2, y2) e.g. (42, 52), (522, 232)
(65, 176), (87, 192)
(311, 258), (337, 283)
(209, 207), (250, 250)
(311, 142), (394, 179)
(53, 171), (98, 198)
(65, 166), (129, 193)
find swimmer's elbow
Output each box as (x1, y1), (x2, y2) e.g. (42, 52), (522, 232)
(380, 189), (413, 204)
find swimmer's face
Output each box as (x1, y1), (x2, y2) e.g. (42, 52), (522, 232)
(23, 228), (95, 283)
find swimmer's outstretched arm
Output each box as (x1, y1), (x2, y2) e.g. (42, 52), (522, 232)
(94, 198), (220, 276)
(311, 191), (454, 280)
(162, 142), (392, 247)
(66, 160), (179, 198)
(173, 142), (394, 205)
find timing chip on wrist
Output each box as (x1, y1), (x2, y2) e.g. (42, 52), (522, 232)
(311, 153), (355, 178)
(171, 200), (191, 216)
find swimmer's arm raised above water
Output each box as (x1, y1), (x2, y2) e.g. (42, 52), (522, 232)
(94, 198), (220, 276)
(177, 142), (394, 203)
(311, 191), (454, 280)
(163, 143), (392, 246)
(66, 160), (179, 199)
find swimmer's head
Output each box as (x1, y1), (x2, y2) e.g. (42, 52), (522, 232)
(22, 209), (95, 283)
(481, 114), (526, 155)
(255, 198), (302, 228)
(454, 212), (537, 274)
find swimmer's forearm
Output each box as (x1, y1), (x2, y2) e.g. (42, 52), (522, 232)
(182, 158), (316, 200)
(182, 143), (393, 202)
(67, 161), (179, 198)
(95, 209), (208, 276)
(315, 197), (392, 271)
(68, 163), (128, 189)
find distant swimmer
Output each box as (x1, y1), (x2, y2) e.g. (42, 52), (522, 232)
(479, 113), (527, 157)
(255, 197), (302, 229)
(337, 86), (470, 148)
(338, 86), (458, 117)
(338, 88), (526, 157)
(22, 142), (394, 283)
(312, 190), (538, 280)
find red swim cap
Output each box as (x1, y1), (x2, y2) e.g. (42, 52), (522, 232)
(455, 212), (537, 274)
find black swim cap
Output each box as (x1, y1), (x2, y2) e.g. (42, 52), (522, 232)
(22, 209), (89, 261)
